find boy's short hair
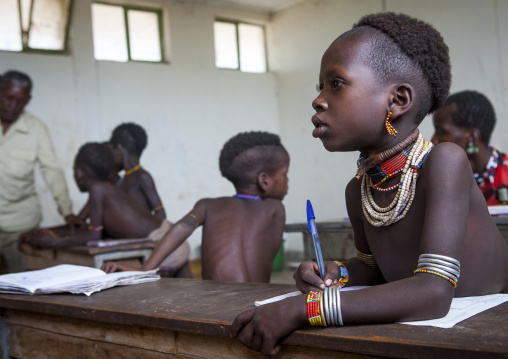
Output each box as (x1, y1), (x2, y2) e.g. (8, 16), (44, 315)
(110, 122), (147, 157)
(0, 70), (32, 92)
(75, 142), (114, 181)
(346, 12), (451, 122)
(443, 90), (496, 144)
(219, 131), (286, 187)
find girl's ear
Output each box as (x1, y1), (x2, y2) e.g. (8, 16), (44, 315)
(257, 172), (273, 193)
(388, 83), (414, 120)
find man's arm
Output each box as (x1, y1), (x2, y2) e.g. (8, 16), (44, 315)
(35, 120), (74, 219)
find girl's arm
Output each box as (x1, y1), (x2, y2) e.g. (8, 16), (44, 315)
(139, 171), (166, 220)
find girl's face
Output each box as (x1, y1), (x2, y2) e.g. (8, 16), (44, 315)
(311, 36), (394, 154)
(431, 103), (469, 150)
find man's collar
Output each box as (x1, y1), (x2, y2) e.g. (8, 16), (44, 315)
(9, 111), (29, 133)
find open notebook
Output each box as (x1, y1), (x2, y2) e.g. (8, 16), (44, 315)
(0, 264), (159, 296)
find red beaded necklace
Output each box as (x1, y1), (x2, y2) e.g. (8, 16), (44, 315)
(366, 142), (414, 188)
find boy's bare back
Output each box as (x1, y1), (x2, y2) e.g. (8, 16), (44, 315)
(89, 181), (162, 239)
(199, 196), (285, 282)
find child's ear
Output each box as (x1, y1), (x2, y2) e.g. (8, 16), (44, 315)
(388, 83), (414, 120)
(257, 172), (273, 193)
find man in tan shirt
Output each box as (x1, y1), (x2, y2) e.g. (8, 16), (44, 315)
(0, 70), (81, 273)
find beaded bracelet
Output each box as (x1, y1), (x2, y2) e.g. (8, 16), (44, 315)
(414, 254), (460, 288)
(414, 269), (457, 287)
(334, 261), (349, 288)
(87, 225), (103, 232)
(307, 291), (324, 326)
(186, 213), (200, 228)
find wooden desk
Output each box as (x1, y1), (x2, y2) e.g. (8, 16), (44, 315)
(1, 279), (507, 358)
(286, 217), (508, 262)
(21, 241), (156, 270)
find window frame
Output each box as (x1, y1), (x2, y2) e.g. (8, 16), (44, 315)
(1, 0), (75, 54)
(214, 18), (269, 73)
(93, 1), (165, 63)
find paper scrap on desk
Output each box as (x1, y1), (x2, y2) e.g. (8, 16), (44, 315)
(400, 294), (508, 328)
(488, 205), (508, 216)
(254, 286), (370, 306)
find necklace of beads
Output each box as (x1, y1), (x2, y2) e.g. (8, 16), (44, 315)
(361, 133), (433, 227)
(124, 164), (141, 176)
(233, 194), (262, 200)
(369, 178), (400, 192)
(474, 146), (499, 188)
(366, 140), (415, 187)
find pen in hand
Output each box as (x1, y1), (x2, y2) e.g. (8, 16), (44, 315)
(306, 200), (326, 280)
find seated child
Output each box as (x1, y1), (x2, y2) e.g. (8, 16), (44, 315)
(110, 122), (166, 219)
(230, 12), (508, 356)
(76, 141), (122, 223)
(20, 142), (191, 277)
(102, 131), (289, 283)
(432, 90), (508, 205)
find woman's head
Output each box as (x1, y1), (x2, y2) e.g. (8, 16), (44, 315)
(432, 90), (496, 148)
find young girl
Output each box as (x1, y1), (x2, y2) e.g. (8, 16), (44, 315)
(230, 12), (508, 356)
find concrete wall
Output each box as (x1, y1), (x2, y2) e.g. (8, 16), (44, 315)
(1, 0), (507, 255)
(268, 0), (508, 251)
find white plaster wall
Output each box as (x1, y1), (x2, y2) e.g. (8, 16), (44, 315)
(0, 0), (279, 256)
(268, 0), (508, 251)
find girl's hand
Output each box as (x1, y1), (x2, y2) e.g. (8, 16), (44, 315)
(101, 261), (139, 273)
(230, 294), (308, 356)
(294, 261), (342, 293)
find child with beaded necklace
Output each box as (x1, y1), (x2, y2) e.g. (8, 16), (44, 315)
(231, 12), (508, 356)
(110, 122), (166, 220)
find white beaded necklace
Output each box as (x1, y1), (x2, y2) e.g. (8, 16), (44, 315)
(361, 133), (433, 227)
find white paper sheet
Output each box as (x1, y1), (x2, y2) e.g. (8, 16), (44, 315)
(400, 294), (508, 328)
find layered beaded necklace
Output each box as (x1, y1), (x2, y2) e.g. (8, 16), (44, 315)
(360, 132), (433, 227)
(366, 139), (415, 190)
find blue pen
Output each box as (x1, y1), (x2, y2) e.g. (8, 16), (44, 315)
(306, 200), (326, 280)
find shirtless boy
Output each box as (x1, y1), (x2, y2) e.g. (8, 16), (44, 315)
(103, 131), (289, 283)
(110, 122), (166, 219)
(20, 142), (191, 277)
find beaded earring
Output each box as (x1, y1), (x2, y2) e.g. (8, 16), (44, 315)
(466, 140), (479, 154)
(385, 111), (397, 136)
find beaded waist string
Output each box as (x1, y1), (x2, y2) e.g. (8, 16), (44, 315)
(360, 132), (433, 227)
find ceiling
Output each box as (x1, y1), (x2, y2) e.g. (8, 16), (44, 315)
(194, 0), (305, 14)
